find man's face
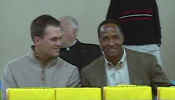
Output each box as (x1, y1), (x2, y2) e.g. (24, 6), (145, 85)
(34, 25), (63, 58)
(60, 20), (77, 47)
(99, 23), (124, 61)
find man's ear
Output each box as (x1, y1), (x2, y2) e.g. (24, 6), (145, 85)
(33, 36), (42, 45)
(98, 38), (104, 51)
(73, 28), (78, 37)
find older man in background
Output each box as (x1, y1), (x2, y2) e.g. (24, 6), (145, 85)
(59, 16), (102, 71)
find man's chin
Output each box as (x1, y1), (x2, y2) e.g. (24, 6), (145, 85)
(56, 53), (60, 57)
(52, 53), (59, 57)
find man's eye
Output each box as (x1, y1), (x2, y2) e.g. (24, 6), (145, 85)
(59, 36), (63, 40)
(60, 29), (64, 33)
(113, 36), (119, 39)
(103, 37), (108, 41)
(51, 38), (58, 41)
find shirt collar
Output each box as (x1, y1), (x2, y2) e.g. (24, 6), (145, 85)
(72, 39), (77, 46)
(104, 48), (126, 69)
(65, 39), (77, 51)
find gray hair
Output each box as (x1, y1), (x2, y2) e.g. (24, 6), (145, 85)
(59, 16), (79, 30)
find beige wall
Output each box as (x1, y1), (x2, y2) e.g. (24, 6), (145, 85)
(0, 0), (175, 80)
(158, 0), (175, 80)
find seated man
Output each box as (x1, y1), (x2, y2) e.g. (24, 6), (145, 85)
(2, 15), (80, 100)
(106, 0), (163, 65)
(81, 19), (170, 96)
(59, 16), (102, 70)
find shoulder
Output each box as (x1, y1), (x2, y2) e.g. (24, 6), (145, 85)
(57, 57), (78, 72)
(5, 55), (30, 69)
(126, 48), (158, 67)
(3, 55), (31, 76)
(82, 56), (104, 73)
(126, 48), (156, 60)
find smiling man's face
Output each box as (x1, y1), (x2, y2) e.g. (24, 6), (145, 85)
(34, 25), (63, 58)
(99, 23), (124, 62)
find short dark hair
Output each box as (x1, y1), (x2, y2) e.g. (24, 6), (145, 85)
(30, 14), (60, 42)
(97, 19), (123, 38)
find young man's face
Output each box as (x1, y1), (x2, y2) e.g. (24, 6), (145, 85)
(35, 25), (63, 58)
(99, 23), (124, 61)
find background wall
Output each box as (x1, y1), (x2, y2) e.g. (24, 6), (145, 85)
(0, 0), (174, 80)
(158, 0), (175, 80)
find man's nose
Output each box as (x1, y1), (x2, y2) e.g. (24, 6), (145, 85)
(56, 41), (62, 47)
(108, 39), (115, 46)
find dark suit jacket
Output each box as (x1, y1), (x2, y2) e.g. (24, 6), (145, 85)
(81, 49), (169, 95)
(60, 40), (102, 70)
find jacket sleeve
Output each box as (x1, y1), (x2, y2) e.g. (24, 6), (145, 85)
(66, 67), (81, 87)
(80, 69), (91, 87)
(150, 56), (170, 96)
(150, 57), (169, 84)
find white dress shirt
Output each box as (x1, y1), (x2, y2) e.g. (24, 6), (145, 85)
(105, 49), (130, 86)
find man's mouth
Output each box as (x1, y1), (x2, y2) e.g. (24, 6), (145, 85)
(108, 48), (117, 52)
(53, 48), (60, 52)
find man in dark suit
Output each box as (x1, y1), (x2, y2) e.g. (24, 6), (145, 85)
(59, 16), (102, 70)
(81, 19), (170, 96)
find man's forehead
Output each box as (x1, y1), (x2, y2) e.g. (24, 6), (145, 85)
(44, 25), (62, 35)
(100, 23), (118, 32)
